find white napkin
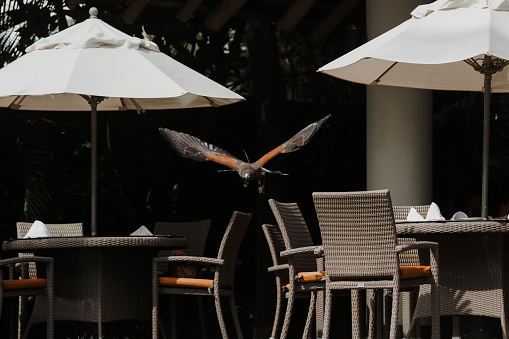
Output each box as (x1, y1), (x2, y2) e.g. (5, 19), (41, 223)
(129, 225), (153, 236)
(407, 208), (426, 221)
(426, 202), (446, 221)
(23, 220), (51, 238)
(451, 211), (468, 220)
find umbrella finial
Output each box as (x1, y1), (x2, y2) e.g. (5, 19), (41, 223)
(89, 7), (98, 18)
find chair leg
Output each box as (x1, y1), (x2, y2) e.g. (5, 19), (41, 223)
(214, 293), (229, 339)
(430, 247), (440, 339)
(367, 289), (375, 339)
(430, 281), (440, 339)
(389, 287), (400, 339)
(501, 317), (508, 339)
(158, 319), (169, 339)
(302, 291), (316, 339)
(152, 262), (159, 339)
(280, 290), (295, 339)
(197, 296), (207, 339)
(228, 294), (243, 339)
(270, 278), (284, 339)
(47, 288), (54, 339)
(351, 289), (361, 339)
(376, 290), (383, 339)
(316, 290), (324, 339)
(322, 287), (333, 339)
(170, 296), (177, 339)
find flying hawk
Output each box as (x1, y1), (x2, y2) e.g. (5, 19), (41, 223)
(159, 114), (330, 192)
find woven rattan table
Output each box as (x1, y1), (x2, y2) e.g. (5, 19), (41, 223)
(396, 220), (509, 339)
(2, 235), (188, 338)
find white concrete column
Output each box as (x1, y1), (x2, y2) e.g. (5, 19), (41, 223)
(366, 0), (433, 205)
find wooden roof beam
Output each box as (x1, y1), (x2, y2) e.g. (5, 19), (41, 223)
(175, 0), (203, 22)
(306, 0), (361, 46)
(122, 0), (151, 24)
(276, 0), (317, 32)
(204, 0), (248, 32)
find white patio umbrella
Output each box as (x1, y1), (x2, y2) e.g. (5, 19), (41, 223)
(0, 8), (244, 235)
(318, 0), (509, 218)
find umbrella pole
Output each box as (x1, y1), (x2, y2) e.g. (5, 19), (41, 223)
(82, 95), (104, 236)
(481, 73), (491, 219)
(91, 100), (98, 236)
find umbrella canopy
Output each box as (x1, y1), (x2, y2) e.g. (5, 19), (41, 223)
(318, 0), (509, 218)
(0, 8), (244, 235)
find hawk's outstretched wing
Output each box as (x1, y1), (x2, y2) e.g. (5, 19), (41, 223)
(159, 128), (240, 170)
(258, 114), (330, 167)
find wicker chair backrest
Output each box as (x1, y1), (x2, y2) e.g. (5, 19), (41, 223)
(392, 205), (430, 266)
(17, 222), (83, 238)
(16, 222), (83, 279)
(392, 205), (430, 221)
(269, 199), (318, 273)
(312, 190), (399, 279)
(216, 211), (252, 287)
(153, 219), (211, 257)
(262, 224), (289, 286)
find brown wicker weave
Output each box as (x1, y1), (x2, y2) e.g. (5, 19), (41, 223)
(268, 199), (325, 339)
(152, 211), (252, 339)
(396, 219), (509, 338)
(3, 235), (187, 339)
(393, 205), (430, 338)
(261, 224), (290, 339)
(153, 219), (211, 339)
(15, 222), (82, 338)
(312, 190), (440, 339)
(16, 222), (83, 279)
(393, 205), (430, 221)
(0, 255), (54, 339)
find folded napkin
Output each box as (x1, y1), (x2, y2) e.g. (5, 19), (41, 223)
(407, 208), (426, 221)
(23, 220), (51, 238)
(425, 202), (445, 221)
(451, 211), (468, 220)
(129, 225), (153, 236)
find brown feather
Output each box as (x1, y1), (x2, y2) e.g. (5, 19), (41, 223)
(258, 114), (330, 167)
(207, 153), (238, 170)
(159, 128), (239, 170)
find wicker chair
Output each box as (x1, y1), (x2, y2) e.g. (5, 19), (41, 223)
(393, 205), (430, 338)
(312, 190), (440, 339)
(16, 222), (84, 279)
(152, 211), (252, 339)
(261, 224), (290, 339)
(153, 219), (211, 339)
(268, 199), (325, 339)
(0, 255), (54, 339)
(15, 222), (82, 338)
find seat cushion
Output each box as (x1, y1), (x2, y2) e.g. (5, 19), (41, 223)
(296, 271), (326, 282)
(283, 271), (326, 292)
(159, 277), (213, 289)
(3, 278), (47, 290)
(400, 265), (431, 279)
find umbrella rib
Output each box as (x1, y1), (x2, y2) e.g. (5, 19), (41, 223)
(369, 61), (398, 85)
(464, 55), (509, 75)
(204, 96), (220, 107)
(130, 98), (146, 114)
(8, 95), (26, 109)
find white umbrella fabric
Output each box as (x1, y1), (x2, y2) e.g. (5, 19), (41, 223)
(318, 0), (509, 218)
(0, 8), (244, 235)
